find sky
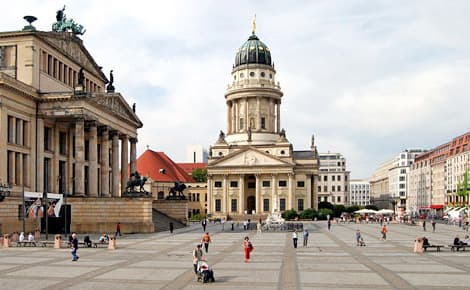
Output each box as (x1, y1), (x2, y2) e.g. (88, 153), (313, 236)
(4, 0), (470, 178)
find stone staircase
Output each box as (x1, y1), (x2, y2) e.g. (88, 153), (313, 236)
(152, 209), (186, 232)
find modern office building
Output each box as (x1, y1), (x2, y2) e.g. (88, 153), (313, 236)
(317, 153), (350, 205)
(349, 179), (370, 206)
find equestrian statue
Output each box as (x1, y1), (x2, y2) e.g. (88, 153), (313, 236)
(124, 171), (149, 197)
(166, 182), (187, 200)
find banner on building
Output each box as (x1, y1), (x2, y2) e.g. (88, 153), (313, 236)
(24, 192), (63, 218)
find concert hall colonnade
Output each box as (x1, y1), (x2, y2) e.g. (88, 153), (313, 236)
(0, 18), (150, 233)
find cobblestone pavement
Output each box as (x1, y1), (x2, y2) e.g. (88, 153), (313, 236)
(1, 221), (470, 289)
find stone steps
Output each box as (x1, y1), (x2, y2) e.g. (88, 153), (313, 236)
(152, 209), (186, 232)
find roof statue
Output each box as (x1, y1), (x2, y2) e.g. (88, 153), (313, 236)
(106, 70), (115, 93)
(251, 14), (256, 34)
(77, 68), (84, 86)
(218, 130), (226, 143)
(247, 126), (252, 142)
(52, 5), (86, 35)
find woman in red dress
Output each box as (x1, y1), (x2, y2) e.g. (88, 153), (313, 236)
(243, 236), (253, 262)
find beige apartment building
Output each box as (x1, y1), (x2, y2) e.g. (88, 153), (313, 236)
(0, 14), (150, 234)
(206, 25), (319, 220)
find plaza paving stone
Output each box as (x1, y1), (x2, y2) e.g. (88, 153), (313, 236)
(2, 221), (470, 289)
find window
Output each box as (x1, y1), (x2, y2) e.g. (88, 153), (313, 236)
(240, 73), (244, 78)
(298, 199), (304, 211)
(197, 193), (200, 201)
(157, 191), (164, 199)
(337, 175), (341, 181)
(297, 181), (305, 187)
(230, 181), (238, 188)
(44, 127), (51, 151)
(263, 199), (269, 212)
(337, 185), (341, 191)
(248, 182), (256, 189)
(261, 117), (266, 129)
(215, 199), (221, 212)
(345, 185), (347, 191)
(280, 198), (286, 211)
(345, 175), (348, 181)
(323, 185), (327, 192)
(231, 199), (237, 212)
(399, 176), (405, 181)
(249, 72), (255, 77)
(278, 180), (287, 187)
(323, 175), (327, 181)
(214, 181), (222, 188)
(318, 186), (321, 192)
(84, 140), (89, 161)
(332, 176), (335, 181)
(59, 132), (67, 155)
(399, 184), (405, 189)
(337, 196), (341, 202)
(332, 186), (335, 192)
(239, 118), (244, 130)
(260, 71), (265, 77)
(262, 180), (270, 187)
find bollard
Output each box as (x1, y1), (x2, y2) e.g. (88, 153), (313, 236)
(34, 229), (41, 241)
(108, 235), (116, 250)
(3, 234), (11, 248)
(414, 237), (424, 254)
(54, 234), (62, 249)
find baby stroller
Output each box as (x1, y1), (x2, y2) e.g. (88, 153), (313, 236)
(358, 237), (366, 246)
(196, 259), (215, 283)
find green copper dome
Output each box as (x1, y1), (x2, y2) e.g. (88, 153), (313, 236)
(235, 33), (272, 67)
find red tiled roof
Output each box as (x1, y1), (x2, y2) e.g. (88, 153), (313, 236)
(135, 150), (193, 182)
(177, 163), (207, 175)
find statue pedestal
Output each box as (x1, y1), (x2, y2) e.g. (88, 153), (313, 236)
(74, 85), (84, 94)
(54, 235), (62, 249)
(108, 236), (116, 250)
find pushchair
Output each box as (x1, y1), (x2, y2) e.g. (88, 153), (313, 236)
(358, 237), (366, 246)
(196, 259), (215, 283)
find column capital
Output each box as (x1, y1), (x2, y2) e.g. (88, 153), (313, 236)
(120, 133), (129, 140)
(129, 137), (138, 143)
(109, 130), (119, 138)
(85, 120), (98, 128)
(98, 125), (109, 134)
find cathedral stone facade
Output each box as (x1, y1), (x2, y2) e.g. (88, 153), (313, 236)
(0, 18), (152, 234)
(207, 27), (319, 220)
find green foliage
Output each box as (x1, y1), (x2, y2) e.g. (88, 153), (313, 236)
(299, 208), (317, 219)
(191, 168), (207, 182)
(332, 204), (346, 217)
(318, 208), (333, 220)
(318, 201), (334, 210)
(282, 209), (298, 220)
(190, 213), (202, 221)
(365, 204), (378, 211)
(346, 205), (360, 213)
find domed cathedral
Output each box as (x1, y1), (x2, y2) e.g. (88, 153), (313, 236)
(207, 19), (319, 220)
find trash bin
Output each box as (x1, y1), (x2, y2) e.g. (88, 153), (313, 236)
(54, 234), (62, 249)
(414, 237), (424, 253)
(108, 235), (116, 250)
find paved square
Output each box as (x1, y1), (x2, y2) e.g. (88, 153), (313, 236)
(2, 221), (470, 289)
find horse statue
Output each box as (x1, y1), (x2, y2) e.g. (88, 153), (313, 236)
(52, 6), (86, 35)
(124, 171), (148, 194)
(167, 182), (186, 200)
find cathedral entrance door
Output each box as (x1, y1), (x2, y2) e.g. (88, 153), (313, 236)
(247, 196), (256, 214)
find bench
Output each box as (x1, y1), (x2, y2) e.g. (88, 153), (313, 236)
(92, 242), (109, 248)
(449, 244), (468, 252)
(16, 241), (37, 247)
(39, 241), (56, 247)
(423, 245), (444, 252)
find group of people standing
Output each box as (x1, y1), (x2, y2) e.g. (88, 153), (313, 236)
(291, 229), (310, 248)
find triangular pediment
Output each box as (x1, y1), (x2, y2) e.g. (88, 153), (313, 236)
(37, 32), (107, 82)
(87, 93), (142, 127)
(210, 147), (293, 167)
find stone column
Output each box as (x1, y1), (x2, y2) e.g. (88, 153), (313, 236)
(231, 101), (236, 133)
(129, 138), (137, 175)
(222, 175), (228, 214)
(88, 123), (98, 196)
(111, 131), (119, 197)
(121, 135), (129, 196)
(37, 118), (44, 192)
(256, 97), (260, 130)
(100, 128), (110, 197)
(67, 126), (74, 194)
(8, 151), (15, 185)
(288, 173), (294, 210)
(271, 174), (277, 212)
(53, 126), (60, 193)
(227, 101), (231, 134)
(0, 106), (9, 183)
(276, 101), (281, 133)
(244, 98), (249, 131)
(16, 153), (23, 187)
(207, 175), (213, 215)
(306, 174), (312, 209)
(238, 174), (244, 214)
(255, 174), (261, 214)
(74, 120), (85, 195)
(234, 101), (238, 132)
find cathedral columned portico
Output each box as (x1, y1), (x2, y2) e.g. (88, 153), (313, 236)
(207, 22), (319, 219)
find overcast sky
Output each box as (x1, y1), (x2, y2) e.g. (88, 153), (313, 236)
(5, 1), (470, 178)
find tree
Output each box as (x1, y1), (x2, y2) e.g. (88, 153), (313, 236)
(365, 204), (378, 211)
(318, 201), (333, 210)
(332, 204), (346, 217)
(346, 205), (360, 213)
(282, 209), (298, 220)
(191, 168), (207, 182)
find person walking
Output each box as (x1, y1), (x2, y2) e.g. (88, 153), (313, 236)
(169, 222), (174, 234)
(202, 219), (207, 232)
(422, 220), (426, 231)
(243, 236), (253, 262)
(327, 219), (331, 231)
(115, 222), (122, 237)
(71, 233), (79, 261)
(380, 224), (388, 241)
(431, 220), (436, 232)
(192, 244), (204, 280)
(201, 232), (212, 253)
(292, 230), (298, 248)
(303, 229), (309, 247)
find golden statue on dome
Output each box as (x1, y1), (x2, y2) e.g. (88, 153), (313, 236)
(252, 14), (256, 34)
